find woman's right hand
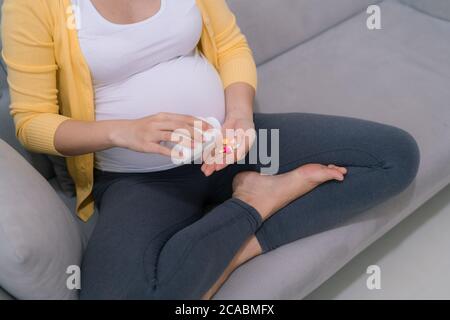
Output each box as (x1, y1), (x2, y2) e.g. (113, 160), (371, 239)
(110, 112), (213, 157)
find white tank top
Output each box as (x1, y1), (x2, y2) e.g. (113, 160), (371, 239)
(71, 0), (225, 172)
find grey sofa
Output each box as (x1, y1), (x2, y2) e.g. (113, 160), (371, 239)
(1, 0), (449, 299)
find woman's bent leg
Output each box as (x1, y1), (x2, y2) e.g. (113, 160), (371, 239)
(209, 113), (420, 252)
(253, 113), (420, 251)
(80, 167), (262, 300)
(153, 197), (262, 299)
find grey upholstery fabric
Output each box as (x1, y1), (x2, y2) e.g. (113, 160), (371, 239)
(227, 0), (382, 65)
(0, 140), (83, 299)
(213, 0), (450, 299)
(0, 88), (27, 160)
(47, 156), (76, 197)
(0, 286), (12, 300)
(400, 0), (450, 21)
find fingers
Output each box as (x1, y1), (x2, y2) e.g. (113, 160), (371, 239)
(158, 131), (200, 150)
(155, 113), (213, 141)
(132, 113), (216, 157)
(201, 143), (227, 176)
(150, 143), (179, 158)
(201, 163), (216, 177)
(167, 113), (214, 132)
(156, 121), (203, 143)
(201, 130), (252, 176)
(201, 146), (239, 177)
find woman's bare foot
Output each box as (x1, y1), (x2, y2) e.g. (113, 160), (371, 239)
(233, 164), (347, 220)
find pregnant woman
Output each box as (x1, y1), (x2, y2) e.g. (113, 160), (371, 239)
(2, 0), (420, 299)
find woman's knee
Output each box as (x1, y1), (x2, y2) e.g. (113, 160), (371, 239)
(377, 126), (420, 192)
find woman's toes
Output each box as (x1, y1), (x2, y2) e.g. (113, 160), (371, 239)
(325, 167), (345, 181)
(317, 165), (344, 182)
(297, 164), (344, 183)
(328, 164), (348, 175)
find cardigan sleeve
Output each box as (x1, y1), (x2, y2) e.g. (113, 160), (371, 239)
(1, 0), (71, 156)
(204, 0), (258, 91)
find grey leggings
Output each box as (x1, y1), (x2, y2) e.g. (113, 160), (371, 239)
(80, 113), (420, 299)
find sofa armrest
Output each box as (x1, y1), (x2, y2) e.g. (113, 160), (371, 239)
(0, 139), (83, 299)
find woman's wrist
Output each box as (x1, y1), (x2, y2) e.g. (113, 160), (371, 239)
(106, 119), (134, 149)
(224, 82), (255, 122)
(225, 108), (254, 122)
(54, 119), (131, 156)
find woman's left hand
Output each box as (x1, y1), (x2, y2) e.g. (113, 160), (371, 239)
(201, 115), (256, 176)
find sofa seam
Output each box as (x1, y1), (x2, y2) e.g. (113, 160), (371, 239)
(273, 147), (386, 172)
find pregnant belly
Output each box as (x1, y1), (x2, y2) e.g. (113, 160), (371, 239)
(94, 53), (226, 172)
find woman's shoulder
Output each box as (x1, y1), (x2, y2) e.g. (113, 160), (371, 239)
(197, 0), (230, 13)
(3, 0), (58, 15)
(2, 0), (61, 26)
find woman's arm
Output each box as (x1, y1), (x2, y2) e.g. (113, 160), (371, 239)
(200, 82), (256, 176)
(202, 0), (258, 91)
(2, 0), (71, 156)
(54, 114), (211, 157)
(200, 1), (258, 176)
(224, 82), (255, 121)
(54, 120), (120, 156)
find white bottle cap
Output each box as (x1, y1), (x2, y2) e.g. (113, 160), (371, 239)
(173, 116), (223, 164)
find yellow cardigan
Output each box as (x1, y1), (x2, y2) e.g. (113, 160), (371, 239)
(1, 0), (258, 221)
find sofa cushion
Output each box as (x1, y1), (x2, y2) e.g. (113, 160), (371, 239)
(214, 0), (450, 299)
(0, 139), (83, 299)
(400, 0), (450, 21)
(227, 0), (382, 65)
